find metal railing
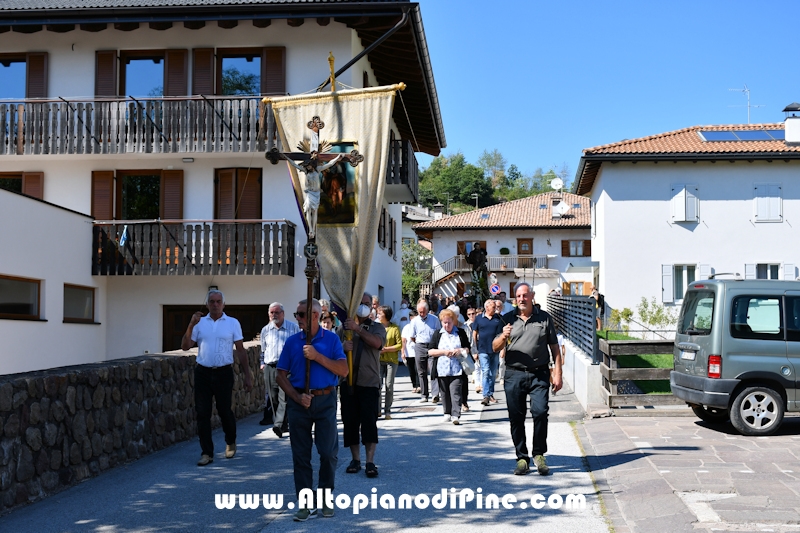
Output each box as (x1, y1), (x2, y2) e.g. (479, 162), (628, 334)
(386, 139), (419, 198)
(92, 220), (295, 276)
(547, 294), (598, 363)
(432, 254), (549, 284)
(0, 96), (280, 156)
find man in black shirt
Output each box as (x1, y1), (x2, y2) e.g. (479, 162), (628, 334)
(493, 282), (562, 476)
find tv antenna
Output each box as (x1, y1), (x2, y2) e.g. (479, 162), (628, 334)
(728, 84), (764, 124)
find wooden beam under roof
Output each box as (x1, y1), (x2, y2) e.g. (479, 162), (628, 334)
(46, 24), (75, 32)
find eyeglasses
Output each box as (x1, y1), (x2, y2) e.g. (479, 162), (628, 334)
(293, 312), (306, 318)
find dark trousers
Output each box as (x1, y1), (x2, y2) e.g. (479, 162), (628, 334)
(286, 392), (338, 498)
(503, 366), (550, 461)
(340, 385), (379, 448)
(406, 357), (419, 388)
(438, 375), (462, 418)
(460, 373), (469, 406)
(194, 364), (236, 456)
(415, 344), (430, 398)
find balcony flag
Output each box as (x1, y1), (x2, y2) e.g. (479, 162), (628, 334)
(261, 84), (401, 320)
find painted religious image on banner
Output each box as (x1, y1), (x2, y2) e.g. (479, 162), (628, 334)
(318, 142), (358, 226)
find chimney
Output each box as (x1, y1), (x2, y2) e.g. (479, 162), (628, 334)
(783, 102), (800, 145)
(433, 202), (444, 220)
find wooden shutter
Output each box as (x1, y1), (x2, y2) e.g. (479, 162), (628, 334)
(92, 171), (115, 220)
(164, 49), (188, 96)
(744, 263), (756, 280)
(192, 48), (214, 95)
(95, 50), (117, 96)
(661, 264), (674, 303)
(235, 169), (261, 219)
(562, 281), (570, 295)
(583, 240), (591, 257)
(457, 241), (467, 255)
(215, 169), (236, 219)
(561, 240), (570, 257)
(583, 282), (593, 296)
(160, 169), (183, 219)
(22, 172), (44, 200)
(785, 263), (797, 280)
(26, 52), (48, 98)
(262, 47), (286, 95)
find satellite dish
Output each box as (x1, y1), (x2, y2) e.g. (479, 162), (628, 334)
(551, 177), (564, 190)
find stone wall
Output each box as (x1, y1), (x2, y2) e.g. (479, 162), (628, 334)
(0, 342), (264, 514)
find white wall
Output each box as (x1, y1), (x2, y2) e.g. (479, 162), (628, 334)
(0, 189), (107, 375)
(592, 161), (800, 314)
(0, 20), (357, 98)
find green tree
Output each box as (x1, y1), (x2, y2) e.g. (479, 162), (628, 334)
(419, 152), (493, 210)
(402, 241), (432, 301)
(221, 67), (259, 95)
(477, 149), (507, 188)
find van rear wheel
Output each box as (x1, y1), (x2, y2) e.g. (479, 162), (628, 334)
(730, 386), (784, 436)
(690, 404), (729, 423)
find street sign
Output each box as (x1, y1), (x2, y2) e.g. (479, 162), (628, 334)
(490, 284), (500, 295)
(489, 272), (498, 285)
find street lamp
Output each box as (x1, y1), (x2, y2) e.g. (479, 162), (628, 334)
(471, 193), (479, 209)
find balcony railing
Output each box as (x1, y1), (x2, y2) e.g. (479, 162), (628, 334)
(92, 220), (295, 276)
(385, 139), (419, 203)
(432, 254), (549, 284)
(0, 96), (280, 156)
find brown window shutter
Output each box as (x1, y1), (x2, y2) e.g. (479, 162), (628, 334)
(561, 240), (570, 257)
(215, 169), (236, 219)
(95, 50), (117, 96)
(262, 47), (286, 95)
(164, 49), (188, 96)
(22, 172), (44, 200)
(562, 281), (570, 295)
(160, 169), (184, 219)
(457, 241), (466, 255)
(583, 239), (591, 257)
(26, 52), (48, 98)
(583, 282), (593, 296)
(92, 171), (115, 219)
(235, 169), (261, 219)
(192, 48), (214, 95)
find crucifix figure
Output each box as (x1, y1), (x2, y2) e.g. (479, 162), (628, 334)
(266, 116), (363, 238)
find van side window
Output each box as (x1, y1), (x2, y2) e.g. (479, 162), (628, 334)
(785, 297), (800, 342)
(730, 296), (783, 341)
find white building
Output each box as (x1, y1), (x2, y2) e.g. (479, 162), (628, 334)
(0, 0), (445, 374)
(413, 191), (594, 308)
(573, 119), (800, 316)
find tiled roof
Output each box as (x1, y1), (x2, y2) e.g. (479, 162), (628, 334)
(583, 123), (798, 156)
(574, 123), (800, 195)
(412, 192), (590, 232)
(0, 0), (400, 9)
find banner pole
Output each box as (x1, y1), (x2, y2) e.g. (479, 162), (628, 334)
(303, 240), (318, 397)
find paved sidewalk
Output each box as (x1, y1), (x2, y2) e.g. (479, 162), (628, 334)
(578, 413), (800, 533)
(1, 366), (608, 533)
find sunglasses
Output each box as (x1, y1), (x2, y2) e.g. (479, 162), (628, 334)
(293, 312), (306, 318)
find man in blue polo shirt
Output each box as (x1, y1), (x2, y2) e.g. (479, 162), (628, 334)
(277, 298), (348, 521)
(472, 299), (505, 406)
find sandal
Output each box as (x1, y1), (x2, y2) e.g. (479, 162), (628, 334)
(365, 462), (378, 478)
(346, 459), (361, 473)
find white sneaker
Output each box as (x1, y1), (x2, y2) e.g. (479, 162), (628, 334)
(452, 417), (460, 425)
(443, 414), (451, 422)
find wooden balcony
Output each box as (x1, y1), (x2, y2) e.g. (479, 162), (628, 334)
(0, 96), (279, 156)
(432, 254), (548, 284)
(92, 220), (295, 276)
(385, 139), (419, 203)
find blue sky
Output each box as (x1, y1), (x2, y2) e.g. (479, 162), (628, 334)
(417, 0), (800, 184)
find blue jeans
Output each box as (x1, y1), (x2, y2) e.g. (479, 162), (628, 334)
(286, 392), (338, 497)
(479, 352), (500, 398)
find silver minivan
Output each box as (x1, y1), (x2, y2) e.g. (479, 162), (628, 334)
(671, 278), (800, 436)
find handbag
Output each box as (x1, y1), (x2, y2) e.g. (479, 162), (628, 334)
(458, 349), (476, 375)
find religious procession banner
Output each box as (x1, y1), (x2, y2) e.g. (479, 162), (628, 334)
(265, 85), (399, 317)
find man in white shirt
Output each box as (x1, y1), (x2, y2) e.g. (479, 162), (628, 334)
(260, 302), (300, 438)
(182, 290), (253, 466)
(401, 309), (419, 393)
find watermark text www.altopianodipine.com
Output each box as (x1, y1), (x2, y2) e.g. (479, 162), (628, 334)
(215, 488), (587, 515)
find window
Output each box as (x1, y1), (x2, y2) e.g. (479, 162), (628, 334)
(678, 290), (714, 336)
(96, 49), (188, 97)
(214, 168), (261, 219)
(753, 183), (782, 222)
(91, 170), (183, 220)
(730, 296), (782, 340)
(402, 237), (415, 246)
(785, 296), (800, 343)
(671, 184), (699, 222)
(662, 264), (710, 303)
(561, 240), (590, 257)
(673, 265), (696, 301)
(456, 241), (487, 256)
(0, 172), (43, 199)
(744, 263), (779, 280)
(64, 284), (95, 323)
(0, 53), (47, 99)
(215, 47), (285, 96)
(0, 275), (40, 320)
(378, 208), (387, 249)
